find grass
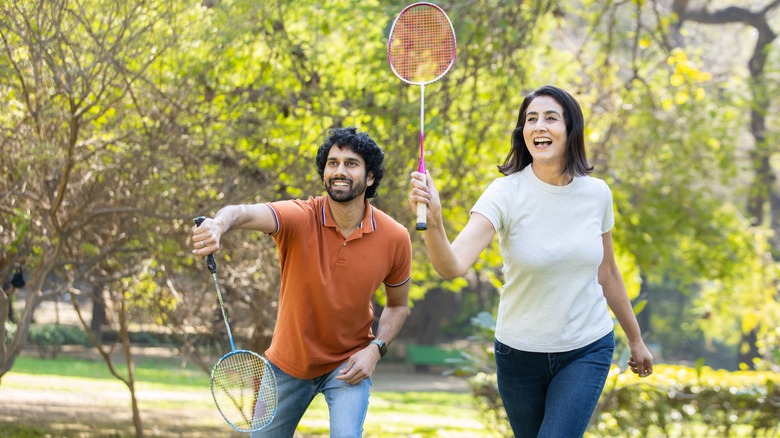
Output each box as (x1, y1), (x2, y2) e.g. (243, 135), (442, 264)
(1, 352), (492, 437)
(10, 354), (210, 387)
(300, 392), (490, 437)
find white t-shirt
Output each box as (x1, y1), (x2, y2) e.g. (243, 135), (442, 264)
(471, 165), (615, 352)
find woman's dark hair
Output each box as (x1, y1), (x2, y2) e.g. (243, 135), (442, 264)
(498, 85), (593, 177)
(315, 127), (385, 199)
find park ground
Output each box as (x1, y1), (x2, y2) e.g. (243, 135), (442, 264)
(0, 345), (477, 438)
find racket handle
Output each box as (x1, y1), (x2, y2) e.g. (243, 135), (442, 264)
(193, 216), (217, 274)
(415, 171), (428, 231)
(416, 202), (427, 231)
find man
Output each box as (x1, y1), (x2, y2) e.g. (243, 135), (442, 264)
(193, 127), (412, 437)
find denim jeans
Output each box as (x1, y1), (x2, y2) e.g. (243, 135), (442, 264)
(494, 331), (615, 438)
(250, 360), (371, 438)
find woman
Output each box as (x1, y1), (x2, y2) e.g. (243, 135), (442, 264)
(408, 85), (653, 437)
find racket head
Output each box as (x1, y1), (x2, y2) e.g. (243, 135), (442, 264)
(210, 350), (278, 432)
(388, 2), (457, 86)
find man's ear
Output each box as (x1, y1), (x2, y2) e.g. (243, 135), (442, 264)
(367, 172), (375, 186)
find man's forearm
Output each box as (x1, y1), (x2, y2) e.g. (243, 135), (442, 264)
(213, 203), (276, 234)
(214, 205), (248, 233)
(374, 305), (410, 345)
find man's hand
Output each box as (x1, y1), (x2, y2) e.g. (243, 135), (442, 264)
(193, 217), (223, 256)
(335, 345), (381, 385)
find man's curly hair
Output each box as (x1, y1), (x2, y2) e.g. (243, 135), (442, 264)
(315, 127), (385, 199)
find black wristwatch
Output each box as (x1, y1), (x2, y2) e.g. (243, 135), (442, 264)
(370, 339), (387, 358)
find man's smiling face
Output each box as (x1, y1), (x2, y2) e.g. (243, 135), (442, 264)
(323, 145), (374, 203)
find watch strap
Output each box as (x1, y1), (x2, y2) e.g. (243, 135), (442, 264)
(370, 339), (387, 357)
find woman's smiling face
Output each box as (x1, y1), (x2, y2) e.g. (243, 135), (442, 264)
(522, 95), (568, 167)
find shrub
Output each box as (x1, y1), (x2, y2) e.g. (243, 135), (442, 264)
(27, 324), (66, 359)
(594, 365), (780, 436)
(4, 321), (16, 343)
(468, 363), (780, 436)
(460, 312), (780, 436)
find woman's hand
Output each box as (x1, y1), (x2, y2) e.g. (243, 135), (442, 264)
(627, 341), (654, 378)
(408, 171), (442, 229)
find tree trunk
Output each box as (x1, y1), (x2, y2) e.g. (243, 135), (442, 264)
(117, 298), (144, 437)
(90, 285), (107, 343)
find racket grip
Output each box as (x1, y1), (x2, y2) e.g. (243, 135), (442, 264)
(415, 172), (428, 231)
(416, 202), (427, 231)
(193, 216), (217, 274)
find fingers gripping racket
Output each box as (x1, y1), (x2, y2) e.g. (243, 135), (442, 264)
(388, 2), (457, 230)
(193, 216), (277, 433)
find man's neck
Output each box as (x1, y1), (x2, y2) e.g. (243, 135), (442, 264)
(327, 196), (367, 238)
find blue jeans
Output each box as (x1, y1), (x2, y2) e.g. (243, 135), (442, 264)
(494, 331), (614, 438)
(250, 360), (371, 438)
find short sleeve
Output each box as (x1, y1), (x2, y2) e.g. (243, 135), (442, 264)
(267, 199), (317, 238)
(384, 231), (412, 287)
(601, 180), (615, 233)
(471, 179), (506, 233)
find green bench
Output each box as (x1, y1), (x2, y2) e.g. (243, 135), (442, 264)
(405, 344), (464, 373)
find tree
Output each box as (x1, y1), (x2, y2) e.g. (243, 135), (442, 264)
(0, 0), (205, 435)
(667, 0), (780, 369)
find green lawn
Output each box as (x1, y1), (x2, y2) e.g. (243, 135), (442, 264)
(1, 354), (493, 437)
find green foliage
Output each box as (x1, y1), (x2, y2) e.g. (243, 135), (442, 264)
(26, 324), (66, 359)
(595, 365), (780, 436)
(467, 363), (780, 437)
(459, 312), (780, 435)
(468, 372), (511, 438)
(2, 0), (778, 383)
(26, 324), (90, 359)
(3, 321), (16, 343)
(694, 219), (780, 368)
(445, 311), (497, 377)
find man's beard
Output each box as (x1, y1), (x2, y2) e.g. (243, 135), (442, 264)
(325, 177), (368, 203)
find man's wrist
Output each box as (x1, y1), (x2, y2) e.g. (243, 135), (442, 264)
(370, 339), (387, 358)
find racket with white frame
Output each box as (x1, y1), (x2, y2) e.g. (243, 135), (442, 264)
(193, 216), (278, 433)
(388, 2), (457, 230)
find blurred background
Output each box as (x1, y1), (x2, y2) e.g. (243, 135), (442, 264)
(1, 0), (779, 436)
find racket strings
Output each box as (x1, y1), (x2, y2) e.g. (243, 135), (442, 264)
(389, 5), (456, 84)
(211, 352), (277, 431)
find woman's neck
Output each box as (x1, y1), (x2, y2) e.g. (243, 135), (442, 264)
(531, 163), (572, 186)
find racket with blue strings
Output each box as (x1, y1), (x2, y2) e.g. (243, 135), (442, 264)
(193, 216), (277, 432)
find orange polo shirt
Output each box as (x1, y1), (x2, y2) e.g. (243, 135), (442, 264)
(264, 196), (412, 379)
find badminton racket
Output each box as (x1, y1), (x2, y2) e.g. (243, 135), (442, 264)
(193, 216), (278, 433)
(388, 1), (457, 230)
